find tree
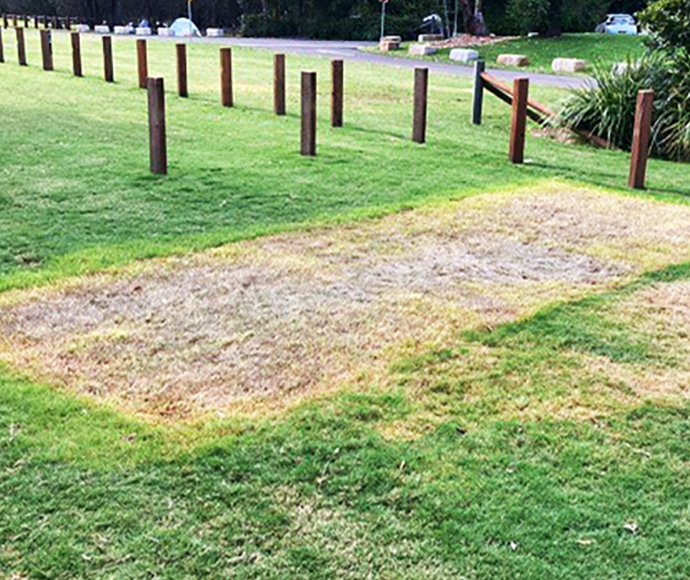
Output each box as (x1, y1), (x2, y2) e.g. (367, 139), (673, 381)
(505, 0), (608, 36)
(457, 0), (489, 35)
(637, 0), (690, 54)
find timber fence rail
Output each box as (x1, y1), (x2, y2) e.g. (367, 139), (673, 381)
(473, 61), (614, 149)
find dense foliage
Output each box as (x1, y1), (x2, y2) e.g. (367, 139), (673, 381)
(558, 0), (690, 161)
(0, 0), (451, 37)
(637, 0), (690, 53)
(504, 0), (602, 36)
(237, 0), (442, 40)
(0, 0), (649, 37)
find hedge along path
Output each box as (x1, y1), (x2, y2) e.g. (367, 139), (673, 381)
(2, 182), (690, 421)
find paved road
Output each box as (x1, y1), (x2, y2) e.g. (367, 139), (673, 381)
(173, 36), (593, 90)
(79, 32), (593, 89)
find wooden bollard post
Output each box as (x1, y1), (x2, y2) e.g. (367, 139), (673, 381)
(509, 78), (529, 164)
(220, 47), (233, 107)
(629, 89), (654, 190)
(331, 59), (343, 127)
(176, 43), (188, 98)
(2, 14), (7, 28)
(412, 67), (429, 144)
(472, 59), (485, 125)
(71, 32), (82, 77)
(137, 39), (148, 89)
(23, 15), (29, 27)
(12, 15), (17, 27)
(15, 27), (26, 66)
(40, 29), (53, 71)
(66, 16), (71, 30)
(34, 15), (39, 28)
(0, 28), (4, 63)
(147, 78), (167, 175)
(301, 71), (317, 156)
(51, 16), (58, 29)
(274, 53), (286, 115)
(102, 35), (114, 82)
(42, 15), (48, 28)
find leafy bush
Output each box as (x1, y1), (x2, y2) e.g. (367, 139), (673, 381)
(506, 0), (551, 35)
(559, 0), (690, 162)
(557, 53), (690, 161)
(637, 0), (690, 54)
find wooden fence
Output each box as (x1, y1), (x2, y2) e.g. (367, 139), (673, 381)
(0, 21), (656, 188)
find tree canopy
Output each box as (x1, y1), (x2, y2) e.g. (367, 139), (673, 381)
(0, 0), (648, 38)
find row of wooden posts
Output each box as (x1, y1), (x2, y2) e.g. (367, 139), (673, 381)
(146, 57), (349, 170)
(1, 26), (649, 188)
(0, 28), (449, 175)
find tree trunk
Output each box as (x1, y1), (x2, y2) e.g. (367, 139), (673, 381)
(458, 0), (489, 36)
(542, 0), (562, 37)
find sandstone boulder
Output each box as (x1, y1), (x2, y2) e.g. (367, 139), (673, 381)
(409, 43), (438, 56)
(497, 54), (530, 67)
(379, 35), (402, 51)
(418, 34), (444, 42)
(552, 58), (587, 73)
(449, 48), (479, 63)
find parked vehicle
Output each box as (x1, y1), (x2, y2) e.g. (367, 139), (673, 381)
(595, 14), (638, 35)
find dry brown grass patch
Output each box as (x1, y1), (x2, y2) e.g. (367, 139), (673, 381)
(2, 183), (690, 421)
(580, 280), (690, 404)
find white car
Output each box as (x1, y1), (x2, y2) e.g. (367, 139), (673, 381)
(595, 14), (638, 35)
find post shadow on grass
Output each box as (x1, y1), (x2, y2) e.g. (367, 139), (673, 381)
(525, 159), (690, 198)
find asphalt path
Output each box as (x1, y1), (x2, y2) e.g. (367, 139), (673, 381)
(213, 38), (591, 89)
(104, 33), (593, 90)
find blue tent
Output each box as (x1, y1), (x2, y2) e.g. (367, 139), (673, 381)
(169, 17), (200, 37)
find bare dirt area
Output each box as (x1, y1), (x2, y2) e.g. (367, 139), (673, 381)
(2, 183), (690, 419)
(430, 35), (518, 49)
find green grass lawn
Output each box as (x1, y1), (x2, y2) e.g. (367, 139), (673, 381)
(2, 29), (690, 580)
(0, 31), (682, 293)
(386, 33), (647, 74)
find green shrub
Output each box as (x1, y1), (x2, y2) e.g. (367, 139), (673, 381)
(506, 0), (551, 35)
(557, 53), (690, 161)
(559, 0), (690, 162)
(638, 0), (690, 54)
